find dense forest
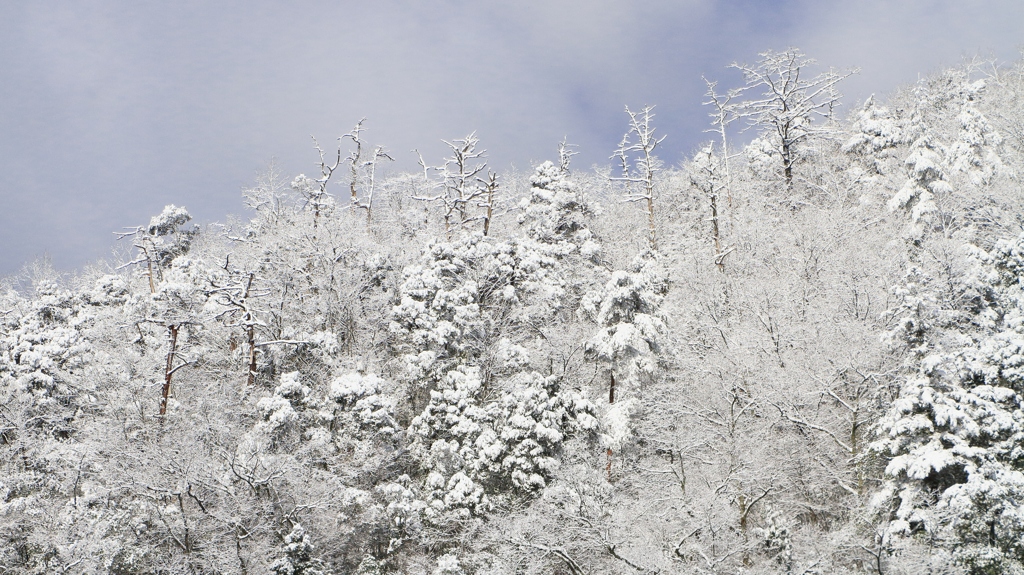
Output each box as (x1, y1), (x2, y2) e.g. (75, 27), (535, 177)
(3, 49), (1024, 575)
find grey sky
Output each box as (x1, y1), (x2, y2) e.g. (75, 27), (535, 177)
(1, 1), (1021, 276)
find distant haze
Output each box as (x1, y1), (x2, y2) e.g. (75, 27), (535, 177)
(2, 1), (1021, 276)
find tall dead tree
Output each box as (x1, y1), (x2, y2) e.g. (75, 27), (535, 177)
(690, 144), (731, 271)
(478, 171), (499, 236)
(702, 78), (740, 208)
(299, 135), (343, 229)
(344, 119), (393, 224)
(413, 133), (490, 239)
(612, 106), (665, 250)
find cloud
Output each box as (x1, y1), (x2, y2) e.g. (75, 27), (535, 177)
(1, 0), (1022, 275)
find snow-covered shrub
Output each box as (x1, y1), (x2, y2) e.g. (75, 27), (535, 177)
(256, 371), (310, 433)
(329, 371), (396, 435)
(374, 475), (426, 551)
(475, 371), (597, 491)
(270, 523), (331, 575)
(744, 136), (781, 180)
(409, 366), (596, 513)
(432, 554), (465, 575)
(390, 232), (569, 384)
(0, 282), (93, 437)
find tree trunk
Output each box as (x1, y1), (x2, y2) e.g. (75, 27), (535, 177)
(782, 140), (794, 188)
(247, 323), (257, 387)
(711, 194), (724, 272)
(244, 273), (256, 387)
(607, 371), (615, 481)
(160, 324), (179, 416)
(646, 195), (657, 250)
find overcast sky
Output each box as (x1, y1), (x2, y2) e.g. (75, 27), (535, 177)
(1, 1), (1022, 277)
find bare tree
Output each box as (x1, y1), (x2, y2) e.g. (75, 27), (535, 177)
(730, 48), (857, 188)
(478, 170), (499, 236)
(702, 78), (741, 208)
(297, 136), (342, 229)
(413, 133), (490, 239)
(689, 144), (731, 271)
(208, 270), (267, 387)
(611, 106), (665, 249)
(558, 138), (577, 173)
(343, 119), (394, 224)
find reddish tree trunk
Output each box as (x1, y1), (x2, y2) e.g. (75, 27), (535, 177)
(247, 323), (256, 387)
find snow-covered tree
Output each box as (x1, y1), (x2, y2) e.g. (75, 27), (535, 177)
(730, 48), (856, 188)
(581, 250), (667, 478)
(582, 250), (667, 403)
(947, 83), (1009, 187)
(874, 234), (1024, 573)
(688, 144), (730, 270)
(518, 158), (598, 257)
(887, 135), (953, 237)
(611, 106), (664, 249)
(0, 281), (93, 436)
(121, 204), (195, 293)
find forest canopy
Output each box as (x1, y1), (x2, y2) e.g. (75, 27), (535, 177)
(3, 49), (1024, 575)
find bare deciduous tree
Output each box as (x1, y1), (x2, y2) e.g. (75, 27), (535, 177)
(703, 77), (741, 208)
(689, 144), (731, 271)
(344, 119), (394, 224)
(413, 133), (492, 239)
(731, 48), (857, 188)
(612, 106), (665, 249)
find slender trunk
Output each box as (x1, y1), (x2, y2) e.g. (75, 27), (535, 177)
(160, 324), (179, 416)
(852, 409), (863, 495)
(607, 372), (615, 481)
(246, 324), (256, 387)
(782, 140), (794, 189)
(646, 195), (657, 250)
(244, 273), (256, 387)
(146, 259), (156, 294)
(483, 176), (496, 236)
(711, 194), (724, 272)
(719, 128), (733, 209)
(644, 150), (657, 249)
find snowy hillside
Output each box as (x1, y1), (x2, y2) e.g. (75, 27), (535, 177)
(3, 50), (1024, 575)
